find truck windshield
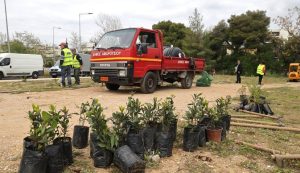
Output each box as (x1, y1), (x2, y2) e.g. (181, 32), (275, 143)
(95, 28), (136, 49)
(290, 65), (298, 72)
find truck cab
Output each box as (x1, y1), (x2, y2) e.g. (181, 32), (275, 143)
(90, 28), (204, 93)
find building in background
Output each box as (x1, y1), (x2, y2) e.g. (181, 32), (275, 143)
(270, 29), (291, 41)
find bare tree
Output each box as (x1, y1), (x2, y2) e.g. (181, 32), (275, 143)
(14, 31), (41, 48)
(274, 6), (300, 37)
(0, 32), (7, 44)
(188, 8), (204, 37)
(91, 13), (123, 44)
(69, 32), (79, 49)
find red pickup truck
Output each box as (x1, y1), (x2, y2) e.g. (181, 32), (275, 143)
(90, 28), (205, 93)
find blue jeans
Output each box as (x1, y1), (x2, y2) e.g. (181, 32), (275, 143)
(61, 65), (72, 86)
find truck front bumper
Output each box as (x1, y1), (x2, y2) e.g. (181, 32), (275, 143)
(90, 61), (134, 85)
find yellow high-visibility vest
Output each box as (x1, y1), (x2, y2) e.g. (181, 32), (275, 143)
(73, 55), (81, 68)
(257, 64), (265, 75)
(62, 48), (73, 66)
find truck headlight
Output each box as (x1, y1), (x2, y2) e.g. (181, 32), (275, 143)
(91, 70), (95, 75)
(118, 70), (126, 77)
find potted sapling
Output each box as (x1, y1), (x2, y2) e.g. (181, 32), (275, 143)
(206, 106), (223, 142)
(43, 105), (65, 173)
(248, 84), (264, 113)
(141, 97), (161, 152)
(126, 96), (144, 158)
(237, 85), (248, 108)
(87, 99), (118, 168)
(72, 101), (90, 149)
(215, 97), (228, 141)
(194, 94), (209, 147)
(19, 104), (48, 173)
(182, 93), (205, 152)
(19, 104), (59, 173)
(53, 106), (73, 165)
(111, 106), (129, 148)
(156, 96), (177, 157)
(112, 106), (145, 172)
(160, 95), (178, 142)
(216, 96), (232, 134)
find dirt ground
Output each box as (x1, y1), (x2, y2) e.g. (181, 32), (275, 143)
(0, 82), (298, 173)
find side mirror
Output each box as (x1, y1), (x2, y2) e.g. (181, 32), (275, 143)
(0, 62), (4, 66)
(137, 43), (148, 55)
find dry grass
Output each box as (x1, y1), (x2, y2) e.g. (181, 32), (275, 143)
(210, 74), (287, 84)
(0, 77), (97, 93)
(228, 86), (300, 172)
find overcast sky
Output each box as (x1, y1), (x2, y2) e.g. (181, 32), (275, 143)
(0, 0), (299, 45)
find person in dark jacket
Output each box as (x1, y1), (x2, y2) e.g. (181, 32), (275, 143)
(71, 48), (83, 85)
(235, 60), (243, 83)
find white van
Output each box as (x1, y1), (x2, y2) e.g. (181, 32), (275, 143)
(0, 53), (44, 80)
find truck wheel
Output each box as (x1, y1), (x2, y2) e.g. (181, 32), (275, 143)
(105, 83), (120, 91)
(32, 72), (39, 79)
(141, 71), (157, 93)
(181, 73), (194, 89)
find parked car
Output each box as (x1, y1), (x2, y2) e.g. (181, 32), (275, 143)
(0, 53), (44, 80)
(49, 53), (91, 78)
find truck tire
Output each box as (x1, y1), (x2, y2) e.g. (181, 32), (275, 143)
(181, 73), (194, 89)
(0, 72), (3, 80)
(105, 83), (120, 91)
(32, 71), (39, 79)
(141, 72), (157, 93)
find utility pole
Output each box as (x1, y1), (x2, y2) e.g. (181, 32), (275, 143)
(78, 12), (93, 52)
(52, 26), (61, 63)
(4, 0), (10, 53)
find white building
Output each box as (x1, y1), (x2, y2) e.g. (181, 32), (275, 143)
(270, 29), (291, 40)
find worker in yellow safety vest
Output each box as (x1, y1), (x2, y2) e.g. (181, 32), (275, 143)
(256, 61), (266, 85)
(71, 48), (83, 85)
(59, 42), (73, 87)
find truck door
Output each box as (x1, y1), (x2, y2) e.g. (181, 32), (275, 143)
(136, 31), (161, 60)
(0, 58), (12, 76)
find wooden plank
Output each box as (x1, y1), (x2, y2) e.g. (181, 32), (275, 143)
(239, 110), (282, 119)
(235, 140), (282, 154)
(231, 122), (300, 132)
(231, 118), (283, 126)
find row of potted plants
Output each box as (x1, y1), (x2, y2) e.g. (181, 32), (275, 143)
(71, 96), (178, 171)
(20, 93), (231, 173)
(183, 94), (232, 152)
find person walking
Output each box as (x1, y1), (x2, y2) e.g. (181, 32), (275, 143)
(235, 60), (243, 83)
(256, 61), (266, 85)
(59, 42), (73, 87)
(71, 48), (83, 85)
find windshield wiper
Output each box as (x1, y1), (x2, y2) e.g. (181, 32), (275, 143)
(107, 46), (124, 50)
(96, 47), (106, 50)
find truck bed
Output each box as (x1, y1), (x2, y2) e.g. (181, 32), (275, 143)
(162, 57), (205, 71)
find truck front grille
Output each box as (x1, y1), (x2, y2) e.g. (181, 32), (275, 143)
(94, 69), (118, 76)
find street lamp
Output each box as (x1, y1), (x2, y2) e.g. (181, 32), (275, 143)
(78, 12), (93, 53)
(52, 26), (61, 63)
(4, 0), (10, 53)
